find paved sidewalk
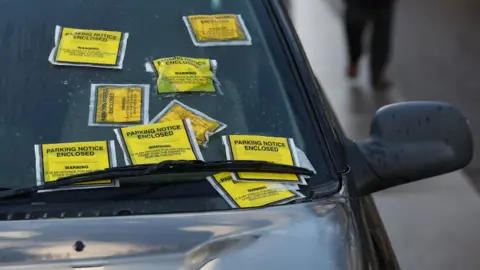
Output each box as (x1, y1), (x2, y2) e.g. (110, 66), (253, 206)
(389, 0), (480, 190)
(287, 0), (480, 269)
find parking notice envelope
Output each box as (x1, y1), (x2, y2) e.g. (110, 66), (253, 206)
(183, 14), (252, 46)
(150, 100), (227, 146)
(34, 141), (118, 191)
(147, 56), (219, 95)
(223, 135), (307, 185)
(208, 172), (304, 208)
(114, 119), (203, 165)
(88, 84), (150, 127)
(48, 25), (129, 69)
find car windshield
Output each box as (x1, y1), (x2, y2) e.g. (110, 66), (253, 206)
(0, 0), (337, 205)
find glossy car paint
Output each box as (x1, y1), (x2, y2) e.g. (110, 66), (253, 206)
(0, 194), (362, 269)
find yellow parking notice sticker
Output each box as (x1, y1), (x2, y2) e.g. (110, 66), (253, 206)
(114, 119), (203, 165)
(150, 100), (227, 147)
(207, 172), (304, 208)
(48, 25), (129, 69)
(183, 14), (252, 46)
(222, 135), (308, 185)
(88, 84), (150, 127)
(145, 56), (220, 95)
(34, 141), (118, 191)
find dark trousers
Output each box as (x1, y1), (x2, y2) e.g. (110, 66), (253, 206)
(345, 3), (394, 82)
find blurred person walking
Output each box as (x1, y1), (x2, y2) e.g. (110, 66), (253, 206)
(344, 0), (395, 90)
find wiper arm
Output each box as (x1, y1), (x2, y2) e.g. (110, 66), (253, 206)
(0, 160), (314, 200)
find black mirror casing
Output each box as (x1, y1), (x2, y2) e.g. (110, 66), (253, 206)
(350, 102), (473, 196)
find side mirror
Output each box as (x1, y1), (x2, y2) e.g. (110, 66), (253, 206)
(352, 102), (473, 195)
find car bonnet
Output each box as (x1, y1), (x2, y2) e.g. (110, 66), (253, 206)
(0, 199), (362, 270)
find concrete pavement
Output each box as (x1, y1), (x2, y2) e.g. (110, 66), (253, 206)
(286, 0), (480, 269)
(390, 0), (480, 190)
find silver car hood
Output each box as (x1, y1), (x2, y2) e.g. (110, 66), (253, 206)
(0, 199), (362, 270)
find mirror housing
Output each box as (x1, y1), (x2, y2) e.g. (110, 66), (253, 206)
(352, 102), (473, 195)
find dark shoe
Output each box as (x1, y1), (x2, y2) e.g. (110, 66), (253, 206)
(347, 63), (358, 78)
(372, 75), (392, 91)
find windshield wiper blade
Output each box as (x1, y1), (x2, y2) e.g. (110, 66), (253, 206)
(0, 160), (314, 200)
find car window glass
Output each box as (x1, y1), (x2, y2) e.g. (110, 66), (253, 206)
(0, 0), (334, 193)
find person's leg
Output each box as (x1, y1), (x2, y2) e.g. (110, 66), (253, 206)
(370, 4), (394, 89)
(345, 3), (369, 78)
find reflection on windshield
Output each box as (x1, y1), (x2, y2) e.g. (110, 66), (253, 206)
(0, 0), (332, 208)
